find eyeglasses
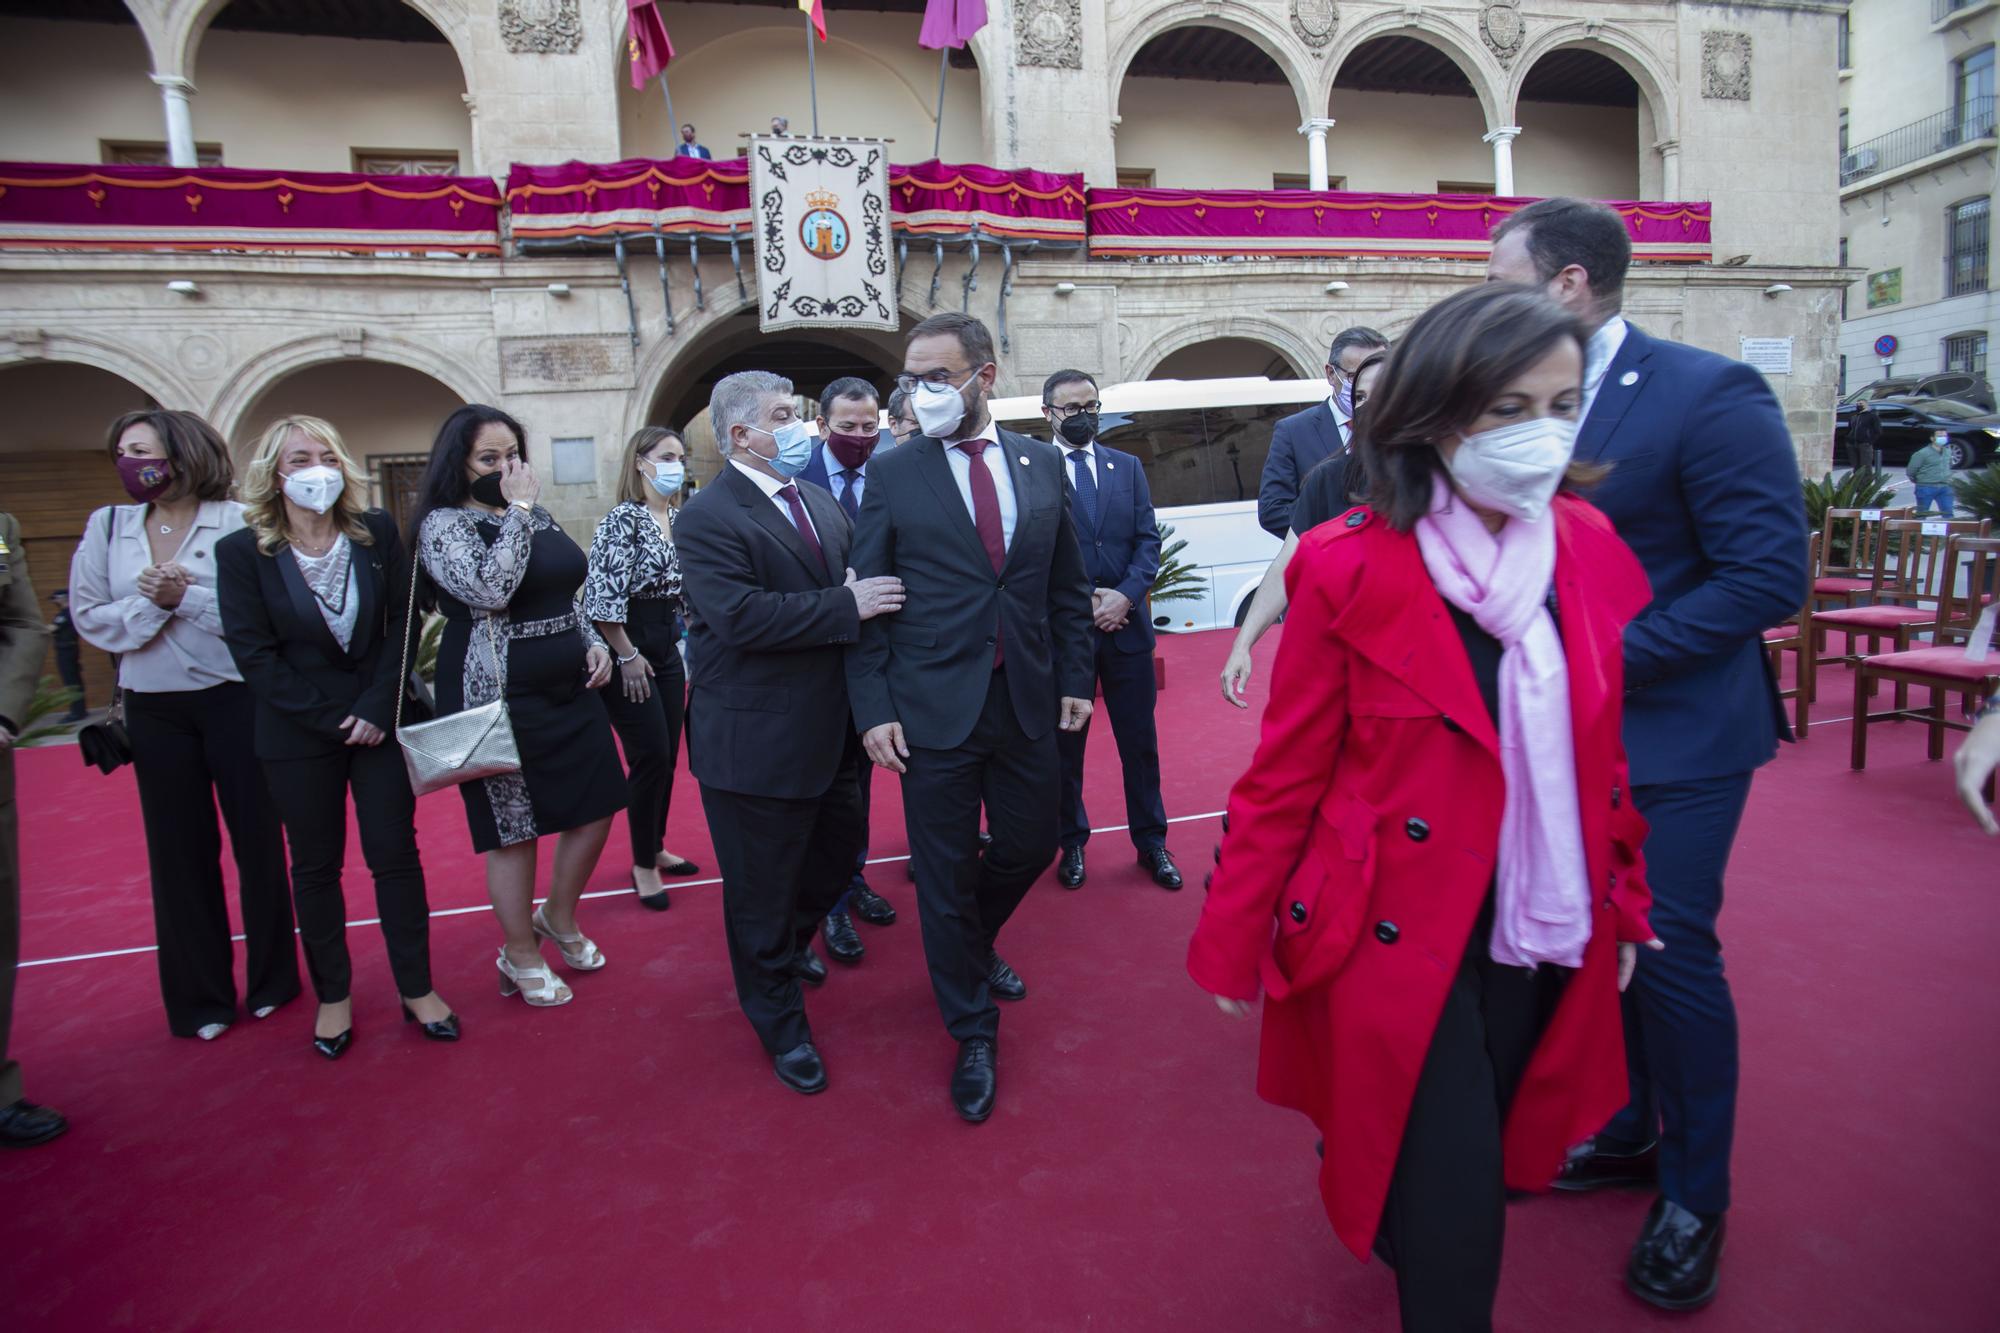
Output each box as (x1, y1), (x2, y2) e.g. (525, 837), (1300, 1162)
(894, 364), (987, 396)
(1044, 401), (1101, 419)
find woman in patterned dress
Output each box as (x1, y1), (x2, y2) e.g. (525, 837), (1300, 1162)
(408, 405), (628, 1007)
(585, 426), (701, 910)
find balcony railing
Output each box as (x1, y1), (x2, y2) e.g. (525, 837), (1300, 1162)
(1934, 0), (1980, 22)
(1842, 96), (1997, 185)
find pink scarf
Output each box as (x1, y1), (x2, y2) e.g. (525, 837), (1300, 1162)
(1414, 474), (1592, 970)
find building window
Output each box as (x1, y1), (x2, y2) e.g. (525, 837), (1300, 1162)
(368, 455), (429, 534)
(352, 150), (462, 176)
(1839, 236), (1850, 320)
(1953, 46), (1995, 141)
(101, 140), (223, 167)
(1948, 198), (1990, 296)
(1839, 109), (1850, 156)
(1116, 168), (1156, 190)
(1943, 331), (1988, 375)
(1437, 180), (1496, 196)
(1272, 173), (1345, 191)
(1838, 11), (1850, 70)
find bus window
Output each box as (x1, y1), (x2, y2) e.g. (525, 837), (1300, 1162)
(1200, 403), (1290, 504)
(1095, 407), (1209, 507)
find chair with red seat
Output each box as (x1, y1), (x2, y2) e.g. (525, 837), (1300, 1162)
(1812, 506), (1909, 618)
(1764, 533), (1818, 737)
(1805, 517), (1991, 712)
(1851, 535), (2000, 768)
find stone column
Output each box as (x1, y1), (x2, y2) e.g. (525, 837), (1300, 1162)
(151, 75), (198, 167)
(1657, 138), (1682, 199)
(1482, 126), (1521, 196)
(1298, 118), (1336, 191)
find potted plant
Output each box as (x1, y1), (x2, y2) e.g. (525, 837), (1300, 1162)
(1145, 521), (1206, 690)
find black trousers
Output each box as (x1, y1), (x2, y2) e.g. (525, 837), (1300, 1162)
(0, 748), (21, 1105)
(601, 604), (687, 869)
(262, 741), (433, 1003)
(700, 755), (865, 1054)
(55, 644), (84, 714)
(1058, 635), (1168, 853)
(901, 668), (1059, 1044)
(1378, 928), (1564, 1333)
(124, 683), (299, 1036)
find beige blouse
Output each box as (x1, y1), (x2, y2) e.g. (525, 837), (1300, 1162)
(69, 500), (247, 693)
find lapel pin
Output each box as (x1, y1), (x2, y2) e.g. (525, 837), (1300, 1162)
(1019, 455), (1030, 466)
(1105, 461), (1115, 470)
(1620, 371), (1639, 386)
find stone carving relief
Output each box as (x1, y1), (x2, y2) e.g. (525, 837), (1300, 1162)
(500, 0), (583, 55)
(1479, 2), (1525, 67)
(500, 335), (635, 394)
(1017, 0), (1083, 70)
(1701, 30), (1751, 102)
(1290, 0), (1339, 50)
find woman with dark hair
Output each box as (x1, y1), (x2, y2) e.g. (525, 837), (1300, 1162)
(584, 425), (700, 910)
(409, 404), (627, 1007)
(1189, 283), (1662, 1332)
(69, 409), (299, 1040)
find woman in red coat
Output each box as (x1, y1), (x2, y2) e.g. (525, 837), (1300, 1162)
(1189, 283), (1661, 1332)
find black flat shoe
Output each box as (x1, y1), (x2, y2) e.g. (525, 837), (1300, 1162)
(312, 1029), (353, 1061)
(986, 951), (1026, 1001)
(952, 1038), (997, 1122)
(1626, 1197), (1725, 1311)
(1553, 1136), (1659, 1192)
(1139, 847), (1183, 890)
(774, 1041), (827, 1095)
(635, 885), (672, 912)
(1057, 846), (1086, 889)
(0, 1099), (69, 1148)
(850, 882), (896, 926)
(401, 1001), (461, 1042)
(656, 855), (703, 878)
(822, 910), (865, 965)
(791, 946), (828, 988)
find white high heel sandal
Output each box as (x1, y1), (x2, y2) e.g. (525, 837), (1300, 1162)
(531, 906), (607, 971)
(496, 949), (574, 1007)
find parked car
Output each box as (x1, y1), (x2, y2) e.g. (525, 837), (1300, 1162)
(1832, 395), (2000, 469)
(1842, 372), (1995, 411)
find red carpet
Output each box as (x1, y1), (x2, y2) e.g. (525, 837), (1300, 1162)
(4, 630), (1997, 1331)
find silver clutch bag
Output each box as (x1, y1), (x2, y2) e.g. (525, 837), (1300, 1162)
(392, 557), (522, 797)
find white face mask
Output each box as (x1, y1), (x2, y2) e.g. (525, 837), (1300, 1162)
(912, 367), (983, 440)
(282, 464), (345, 515)
(1444, 416), (1577, 522)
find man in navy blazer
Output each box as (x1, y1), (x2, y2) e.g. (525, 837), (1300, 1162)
(1042, 370), (1180, 892)
(1255, 325), (1388, 538)
(1490, 198), (1807, 1311)
(675, 124), (712, 159)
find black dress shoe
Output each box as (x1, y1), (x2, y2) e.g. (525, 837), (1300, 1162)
(978, 831), (993, 853)
(951, 1038), (997, 1122)
(822, 911), (865, 964)
(0, 1099), (68, 1148)
(312, 1028), (354, 1061)
(1626, 1197), (1725, 1311)
(850, 882), (896, 925)
(774, 1041), (828, 1095)
(1553, 1136), (1660, 1192)
(1139, 846), (1183, 890)
(656, 855), (703, 878)
(401, 1001), (462, 1042)
(791, 946), (828, 988)
(1057, 845), (1086, 889)
(635, 885), (672, 911)
(986, 951), (1026, 1001)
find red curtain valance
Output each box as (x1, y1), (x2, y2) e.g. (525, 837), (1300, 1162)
(0, 162), (503, 254)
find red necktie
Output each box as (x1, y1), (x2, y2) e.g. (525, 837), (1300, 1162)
(776, 483), (827, 574)
(956, 440), (1006, 666)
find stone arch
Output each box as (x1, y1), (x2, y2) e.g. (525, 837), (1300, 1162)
(1503, 22), (1678, 145)
(159, 0), (475, 88)
(1126, 318), (1318, 383)
(1110, 2), (1319, 128)
(0, 333), (197, 411)
(116, 0), (176, 77)
(207, 332), (495, 443)
(1326, 12), (1505, 129)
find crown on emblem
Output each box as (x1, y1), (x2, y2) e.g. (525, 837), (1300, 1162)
(804, 187), (841, 210)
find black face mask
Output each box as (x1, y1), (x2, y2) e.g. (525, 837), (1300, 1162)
(468, 470), (508, 508)
(1056, 412), (1098, 447)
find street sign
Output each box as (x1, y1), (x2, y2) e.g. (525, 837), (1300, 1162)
(1873, 334), (1899, 357)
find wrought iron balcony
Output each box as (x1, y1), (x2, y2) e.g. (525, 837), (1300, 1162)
(1842, 96), (1996, 186)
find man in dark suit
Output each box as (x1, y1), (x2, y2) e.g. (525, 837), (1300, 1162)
(1255, 325), (1389, 537)
(676, 370), (907, 1095)
(1040, 369), (1179, 893)
(675, 124), (712, 159)
(1490, 197), (1807, 1310)
(50, 590), (85, 721)
(846, 313), (1095, 1123)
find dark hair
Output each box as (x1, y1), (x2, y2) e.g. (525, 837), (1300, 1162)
(908, 311), (996, 368)
(1355, 284), (1591, 532)
(104, 409), (235, 503)
(615, 425), (686, 507)
(1041, 368), (1097, 404)
(818, 375), (879, 421)
(1489, 197), (1632, 312)
(1327, 326), (1390, 369)
(405, 404), (528, 590)
(1340, 351), (1393, 504)
(886, 387), (913, 422)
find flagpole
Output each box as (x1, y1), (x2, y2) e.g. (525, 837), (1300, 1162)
(657, 74), (678, 144)
(932, 47), (949, 159)
(805, 17), (820, 135)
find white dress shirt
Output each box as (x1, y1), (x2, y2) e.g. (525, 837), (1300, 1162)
(1063, 438), (1099, 487)
(69, 499), (246, 692)
(731, 457), (822, 544)
(817, 441), (868, 511)
(1579, 315), (1630, 425)
(1324, 394), (1355, 447)
(941, 418), (1018, 550)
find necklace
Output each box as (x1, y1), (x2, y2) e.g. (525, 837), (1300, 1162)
(158, 523), (174, 535)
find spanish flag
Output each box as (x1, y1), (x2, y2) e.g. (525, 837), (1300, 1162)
(799, 0), (826, 40)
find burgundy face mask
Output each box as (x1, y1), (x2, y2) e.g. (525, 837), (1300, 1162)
(823, 430), (879, 471)
(115, 454), (173, 503)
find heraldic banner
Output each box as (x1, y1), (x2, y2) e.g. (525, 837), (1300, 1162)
(751, 136), (896, 333)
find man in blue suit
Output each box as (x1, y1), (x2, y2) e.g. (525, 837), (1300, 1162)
(675, 124), (712, 159)
(1255, 325), (1389, 538)
(1489, 198), (1807, 1311)
(1044, 370), (1180, 892)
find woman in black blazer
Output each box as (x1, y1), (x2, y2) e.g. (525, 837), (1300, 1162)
(217, 415), (457, 1059)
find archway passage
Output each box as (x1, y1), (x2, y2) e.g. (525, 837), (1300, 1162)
(1150, 338), (1305, 382)
(1331, 36), (1493, 195)
(1116, 27), (1302, 190)
(0, 360), (157, 710)
(1516, 49), (1643, 199)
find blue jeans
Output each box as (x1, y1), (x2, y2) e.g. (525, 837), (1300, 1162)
(1914, 484), (1955, 517)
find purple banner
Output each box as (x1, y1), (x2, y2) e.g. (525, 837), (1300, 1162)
(891, 160), (1084, 241)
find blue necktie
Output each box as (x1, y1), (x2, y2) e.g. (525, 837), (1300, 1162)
(1068, 449), (1098, 531)
(838, 468), (861, 521)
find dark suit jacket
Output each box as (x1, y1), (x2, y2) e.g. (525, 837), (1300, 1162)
(216, 508), (412, 761)
(845, 427), (1095, 750)
(674, 463), (862, 800)
(1257, 400), (1347, 538)
(1576, 322), (1808, 785)
(1066, 442), (1161, 653)
(675, 144), (713, 160)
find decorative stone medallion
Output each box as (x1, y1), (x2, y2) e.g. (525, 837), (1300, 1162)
(1017, 0), (1083, 70)
(500, 0), (582, 55)
(1702, 30), (1752, 102)
(1290, 0), (1339, 50)
(1480, 1), (1525, 67)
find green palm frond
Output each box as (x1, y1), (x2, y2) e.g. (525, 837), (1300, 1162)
(15, 675), (81, 746)
(1952, 463), (2000, 523)
(1150, 523), (1205, 605)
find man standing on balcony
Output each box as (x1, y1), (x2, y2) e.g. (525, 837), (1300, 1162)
(676, 124), (712, 160)
(1256, 326), (1390, 538)
(1488, 197), (1807, 1312)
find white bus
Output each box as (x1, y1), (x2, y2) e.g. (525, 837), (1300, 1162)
(987, 376), (1328, 633)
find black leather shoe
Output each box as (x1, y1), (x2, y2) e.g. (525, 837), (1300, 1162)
(774, 1041), (828, 1095)
(1057, 845), (1086, 889)
(791, 946), (828, 988)
(978, 830), (993, 853)
(952, 1038), (997, 1122)
(1553, 1136), (1659, 1192)
(656, 854), (702, 878)
(986, 951), (1026, 1001)
(312, 1028), (353, 1061)
(851, 882), (896, 925)
(822, 911), (864, 965)
(401, 1001), (461, 1042)
(0, 1099), (68, 1148)
(635, 884), (671, 911)
(1626, 1197), (1725, 1311)
(1139, 846), (1183, 890)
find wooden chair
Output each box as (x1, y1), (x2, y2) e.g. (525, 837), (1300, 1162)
(1763, 533), (1817, 738)
(1806, 518), (1992, 710)
(1851, 535), (2000, 768)
(1812, 506), (1910, 617)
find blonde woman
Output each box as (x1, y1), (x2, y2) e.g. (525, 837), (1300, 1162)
(217, 416), (456, 1059)
(584, 426), (700, 909)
